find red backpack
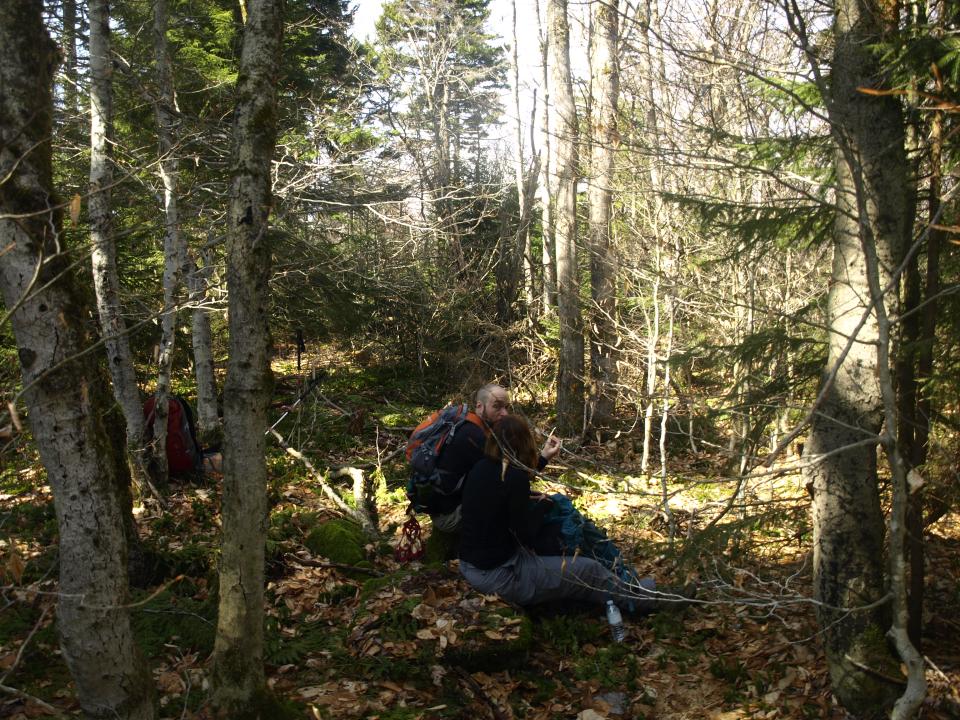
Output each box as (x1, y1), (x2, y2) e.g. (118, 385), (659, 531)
(143, 396), (202, 475)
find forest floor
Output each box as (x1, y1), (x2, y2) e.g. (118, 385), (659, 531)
(2, 351), (960, 719)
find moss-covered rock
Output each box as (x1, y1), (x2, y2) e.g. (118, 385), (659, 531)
(305, 518), (366, 565)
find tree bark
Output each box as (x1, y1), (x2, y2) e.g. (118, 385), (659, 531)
(902, 106), (943, 644)
(547, 0), (585, 435)
(803, 0), (912, 713)
(88, 0), (153, 490)
(536, 0), (557, 315)
(0, 3), (155, 717)
(187, 245), (221, 444)
(61, 0), (79, 117)
(587, 0), (620, 432)
(211, 0), (284, 711)
(511, 0), (540, 321)
(150, 0), (187, 484)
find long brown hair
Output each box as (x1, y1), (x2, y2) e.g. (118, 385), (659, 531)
(485, 414), (538, 475)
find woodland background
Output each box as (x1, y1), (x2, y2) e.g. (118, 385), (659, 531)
(1, 0), (959, 718)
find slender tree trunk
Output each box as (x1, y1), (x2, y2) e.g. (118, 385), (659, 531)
(863, 176), (927, 720)
(151, 0), (187, 484)
(495, 194), (519, 323)
(548, 0), (585, 435)
(537, 0), (557, 315)
(511, 0), (540, 321)
(61, 0), (78, 117)
(587, 0), (620, 433)
(187, 246), (220, 444)
(211, 0), (284, 710)
(803, 0), (912, 713)
(88, 0), (153, 489)
(0, 4), (155, 717)
(906, 107), (943, 636)
(640, 267), (659, 474)
(658, 287), (676, 539)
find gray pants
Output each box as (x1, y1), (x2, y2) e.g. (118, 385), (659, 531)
(460, 548), (657, 611)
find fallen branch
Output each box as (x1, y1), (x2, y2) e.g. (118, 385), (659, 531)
(267, 428), (377, 537)
(285, 553), (383, 577)
(0, 682), (59, 715)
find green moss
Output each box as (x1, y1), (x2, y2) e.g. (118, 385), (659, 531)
(423, 529), (458, 563)
(359, 570), (411, 601)
(304, 518), (366, 565)
(0, 604), (42, 645)
(216, 686), (302, 720)
(264, 619), (331, 665)
(131, 590), (217, 657)
(446, 613), (533, 673)
(574, 643), (639, 689)
(534, 614), (603, 654)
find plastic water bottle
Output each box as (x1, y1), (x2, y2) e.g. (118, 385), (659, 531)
(606, 600), (625, 643)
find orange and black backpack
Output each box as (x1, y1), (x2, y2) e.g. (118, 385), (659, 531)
(405, 403), (484, 513)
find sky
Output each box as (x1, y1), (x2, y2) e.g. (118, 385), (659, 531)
(346, 0), (572, 154)
(348, 0), (546, 89)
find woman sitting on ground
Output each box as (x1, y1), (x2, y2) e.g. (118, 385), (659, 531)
(458, 414), (660, 611)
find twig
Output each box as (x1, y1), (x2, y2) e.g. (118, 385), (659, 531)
(0, 683), (60, 715)
(0, 604), (51, 685)
(842, 653), (907, 686)
(923, 655), (952, 685)
(284, 553), (383, 577)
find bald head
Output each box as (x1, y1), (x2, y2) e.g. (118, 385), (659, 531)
(475, 384), (510, 423)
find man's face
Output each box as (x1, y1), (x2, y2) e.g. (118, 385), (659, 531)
(477, 388), (510, 424)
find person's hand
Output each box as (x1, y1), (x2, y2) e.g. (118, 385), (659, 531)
(540, 433), (561, 461)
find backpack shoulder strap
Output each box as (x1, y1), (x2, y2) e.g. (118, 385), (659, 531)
(465, 410), (486, 432)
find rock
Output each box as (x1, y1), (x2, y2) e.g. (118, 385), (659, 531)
(305, 518), (366, 565)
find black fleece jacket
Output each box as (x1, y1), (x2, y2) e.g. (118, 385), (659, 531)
(458, 455), (549, 569)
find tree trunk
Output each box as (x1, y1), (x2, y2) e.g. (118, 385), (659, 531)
(61, 0), (78, 117)
(511, 0), (540, 321)
(187, 246), (221, 445)
(151, 0), (187, 484)
(803, 0), (911, 713)
(904, 107), (943, 644)
(587, 0), (619, 433)
(495, 193), (519, 323)
(0, 3), (155, 717)
(536, 0), (557, 315)
(211, 0), (284, 711)
(88, 0), (153, 490)
(548, 0), (585, 435)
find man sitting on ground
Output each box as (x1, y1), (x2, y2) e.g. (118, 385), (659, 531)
(427, 383), (561, 532)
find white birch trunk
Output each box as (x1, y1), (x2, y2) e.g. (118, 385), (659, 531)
(88, 0), (152, 488)
(0, 4), (155, 716)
